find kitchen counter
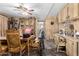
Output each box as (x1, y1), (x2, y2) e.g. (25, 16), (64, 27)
(54, 33), (79, 56)
(55, 33), (79, 42)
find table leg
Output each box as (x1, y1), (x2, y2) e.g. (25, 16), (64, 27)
(28, 39), (29, 56)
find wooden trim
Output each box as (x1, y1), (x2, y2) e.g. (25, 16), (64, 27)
(77, 42), (78, 56)
(78, 4), (79, 16)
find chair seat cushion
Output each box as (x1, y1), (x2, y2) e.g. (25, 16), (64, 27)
(9, 47), (20, 53)
(9, 43), (26, 53)
(0, 45), (7, 52)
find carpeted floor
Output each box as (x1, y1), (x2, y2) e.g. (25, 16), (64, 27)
(1, 39), (67, 56)
(42, 39), (67, 56)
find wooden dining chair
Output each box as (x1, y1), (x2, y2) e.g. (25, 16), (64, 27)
(29, 36), (40, 48)
(57, 37), (66, 52)
(27, 35), (40, 55)
(6, 29), (26, 56)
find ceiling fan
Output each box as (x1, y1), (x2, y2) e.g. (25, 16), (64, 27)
(14, 3), (34, 15)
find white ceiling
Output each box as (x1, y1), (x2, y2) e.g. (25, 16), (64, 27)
(0, 3), (66, 21)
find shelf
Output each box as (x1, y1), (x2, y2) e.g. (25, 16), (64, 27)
(59, 16), (79, 25)
(69, 16), (79, 21)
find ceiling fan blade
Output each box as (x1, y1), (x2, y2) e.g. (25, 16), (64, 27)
(14, 6), (21, 9)
(28, 9), (34, 11)
(14, 3), (34, 12)
(27, 12), (32, 15)
(22, 7), (34, 12)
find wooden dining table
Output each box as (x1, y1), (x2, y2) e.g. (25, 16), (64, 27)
(0, 37), (23, 40)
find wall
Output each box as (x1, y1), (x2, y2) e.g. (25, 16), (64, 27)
(45, 16), (58, 40)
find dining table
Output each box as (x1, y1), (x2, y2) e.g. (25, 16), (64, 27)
(0, 36), (40, 56)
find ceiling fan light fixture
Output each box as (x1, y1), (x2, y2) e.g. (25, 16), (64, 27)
(22, 12), (28, 15)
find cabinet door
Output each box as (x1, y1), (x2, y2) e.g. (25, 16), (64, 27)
(70, 41), (74, 56)
(58, 13), (61, 23)
(66, 39), (70, 55)
(66, 39), (68, 55)
(66, 39), (74, 56)
(25, 19), (29, 25)
(0, 15), (8, 37)
(74, 20), (79, 32)
(62, 6), (67, 22)
(3, 17), (8, 37)
(68, 3), (74, 19)
(68, 40), (72, 55)
(68, 3), (79, 19)
(73, 3), (79, 17)
(64, 6), (67, 21)
(2, 16), (8, 37)
(73, 41), (77, 56)
(29, 19), (35, 26)
(76, 42), (79, 56)
(61, 9), (64, 22)
(59, 11), (63, 23)
(68, 40), (79, 56)
(0, 17), (2, 37)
